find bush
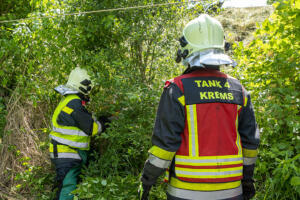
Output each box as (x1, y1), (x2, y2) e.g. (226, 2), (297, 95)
(233, 0), (300, 199)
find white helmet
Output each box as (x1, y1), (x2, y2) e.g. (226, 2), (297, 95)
(176, 14), (234, 66)
(66, 67), (93, 95)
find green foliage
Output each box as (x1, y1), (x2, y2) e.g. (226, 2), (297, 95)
(232, 0), (300, 199)
(1, 0), (299, 199)
(0, 97), (6, 138)
(0, 0), (32, 19)
(267, 0), (279, 5)
(14, 164), (55, 200)
(73, 175), (166, 200)
(0, 0), (202, 198)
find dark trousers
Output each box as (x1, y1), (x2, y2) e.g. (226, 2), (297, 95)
(52, 158), (82, 200)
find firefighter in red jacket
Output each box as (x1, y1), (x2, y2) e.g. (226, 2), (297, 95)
(139, 14), (260, 200)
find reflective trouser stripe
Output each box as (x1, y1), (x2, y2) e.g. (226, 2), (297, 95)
(148, 154), (171, 169)
(52, 126), (88, 137)
(50, 152), (81, 160)
(49, 134), (89, 149)
(244, 157), (257, 165)
(167, 184), (242, 200)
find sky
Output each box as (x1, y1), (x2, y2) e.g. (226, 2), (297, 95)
(222, 0), (268, 8)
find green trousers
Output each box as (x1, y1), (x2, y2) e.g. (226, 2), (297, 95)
(55, 150), (88, 200)
(59, 164), (82, 200)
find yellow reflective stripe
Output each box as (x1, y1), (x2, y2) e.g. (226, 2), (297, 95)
(175, 155), (243, 166)
(236, 107), (242, 155)
(186, 105), (199, 157)
(50, 134), (89, 150)
(170, 178), (241, 191)
(237, 105), (242, 111)
(175, 160), (243, 166)
(186, 105), (192, 156)
(50, 152), (81, 159)
(175, 172), (242, 179)
(244, 97), (248, 107)
(50, 131), (89, 144)
(62, 106), (74, 115)
(243, 148), (258, 157)
(175, 166), (243, 178)
(193, 105), (199, 157)
(53, 124), (80, 131)
(178, 96), (185, 106)
(92, 121), (98, 136)
(175, 166), (242, 173)
(51, 94), (91, 150)
(52, 126), (87, 136)
(164, 170), (170, 182)
(236, 133), (242, 155)
(52, 95), (81, 130)
(149, 145), (176, 161)
(175, 154), (242, 160)
(49, 143), (77, 153)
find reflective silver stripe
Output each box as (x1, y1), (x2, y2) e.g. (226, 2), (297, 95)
(187, 105), (196, 157)
(52, 126), (88, 137)
(243, 157), (257, 165)
(148, 154), (171, 169)
(50, 152), (81, 160)
(167, 184), (242, 200)
(49, 135), (88, 149)
(175, 157), (243, 163)
(96, 121), (102, 134)
(255, 126), (260, 139)
(236, 132), (242, 155)
(175, 169), (242, 176)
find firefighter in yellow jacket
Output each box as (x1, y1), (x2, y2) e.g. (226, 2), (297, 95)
(139, 14), (260, 200)
(49, 67), (105, 200)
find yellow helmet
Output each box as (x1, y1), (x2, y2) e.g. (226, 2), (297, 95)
(176, 14), (225, 63)
(66, 67), (93, 95)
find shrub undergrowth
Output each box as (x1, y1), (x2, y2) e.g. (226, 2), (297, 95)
(0, 0), (298, 199)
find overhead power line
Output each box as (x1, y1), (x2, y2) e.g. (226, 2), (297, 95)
(0, 1), (202, 24)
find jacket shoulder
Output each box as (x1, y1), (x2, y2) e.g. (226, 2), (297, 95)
(65, 97), (82, 110)
(164, 78), (175, 89)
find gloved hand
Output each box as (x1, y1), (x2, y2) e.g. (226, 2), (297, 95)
(98, 115), (111, 132)
(138, 183), (152, 200)
(242, 179), (255, 200)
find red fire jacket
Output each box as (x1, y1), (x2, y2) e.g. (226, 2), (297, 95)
(141, 68), (259, 199)
(170, 69), (244, 183)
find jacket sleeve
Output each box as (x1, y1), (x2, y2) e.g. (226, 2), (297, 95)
(238, 89), (260, 181)
(57, 98), (102, 136)
(141, 83), (185, 186)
